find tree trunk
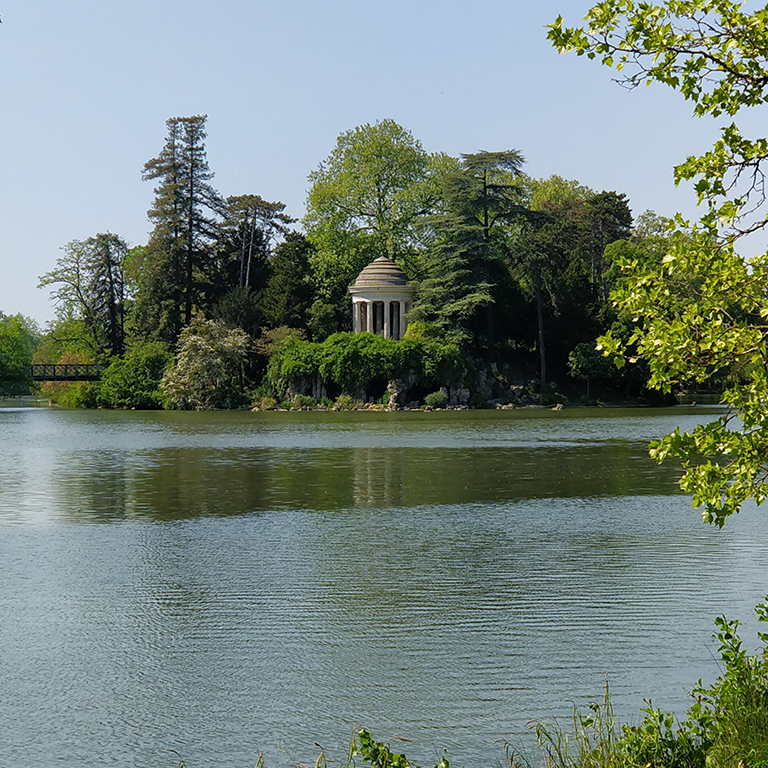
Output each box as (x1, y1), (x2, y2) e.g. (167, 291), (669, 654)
(486, 304), (496, 363)
(245, 212), (257, 289)
(239, 217), (248, 288)
(536, 275), (546, 392)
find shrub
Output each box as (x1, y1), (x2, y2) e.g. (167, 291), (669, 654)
(695, 603), (768, 768)
(424, 389), (449, 408)
(251, 395), (277, 411)
(318, 333), (401, 393)
(419, 339), (466, 386)
(162, 320), (251, 410)
(334, 394), (358, 410)
(356, 729), (449, 768)
(266, 335), (321, 396)
(308, 300), (338, 341)
(468, 392), (490, 409)
(39, 351), (99, 408)
(526, 686), (708, 768)
(45, 380), (99, 409)
(97, 342), (172, 409)
(265, 331), (467, 401)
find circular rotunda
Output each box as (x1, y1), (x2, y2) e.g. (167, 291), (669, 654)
(349, 256), (414, 340)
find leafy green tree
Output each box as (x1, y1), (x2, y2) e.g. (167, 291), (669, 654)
(306, 300), (337, 342)
(512, 218), (571, 389)
(97, 342), (173, 409)
(517, 176), (608, 386)
(161, 319), (251, 410)
(305, 119), (449, 323)
(526, 174), (594, 220)
(0, 313), (38, 395)
(551, 0), (768, 526)
(34, 317), (94, 365)
(260, 232), (315, 330)
(568, 341), (615, 398)
(526, 179), (632, 304)
(38, 234), (128, 357)
(136, 115), (224, 341)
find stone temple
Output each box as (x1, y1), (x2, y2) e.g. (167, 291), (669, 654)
(349, 256), (414, 341)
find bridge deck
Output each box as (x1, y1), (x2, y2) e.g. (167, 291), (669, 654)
(30, 364), (103, 382)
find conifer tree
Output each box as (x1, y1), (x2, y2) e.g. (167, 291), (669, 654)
(581, 191), (632, 302)
(137, 115), (224, 340)
(38, 233), (127, 357)
(220, 194), (292, 291)
(414, 150), (532, 354)
(455, 150), (530, 355)
(87, 233), (127, 356)
(412, 212), (494, 348)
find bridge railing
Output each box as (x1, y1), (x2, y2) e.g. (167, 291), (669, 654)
(30, 364), (104, 382)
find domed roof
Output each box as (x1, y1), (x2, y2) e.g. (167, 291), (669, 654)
(350, 256), (409, 290)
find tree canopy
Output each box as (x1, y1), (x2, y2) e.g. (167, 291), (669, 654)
(30, 113), (656, 410)
(0, 313), (38, 395)
(551, 0), (768, 526)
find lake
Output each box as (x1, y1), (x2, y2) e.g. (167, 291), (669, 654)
(1, 406), (767, 768)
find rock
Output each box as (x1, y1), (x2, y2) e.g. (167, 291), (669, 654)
(387, 379), (400, 409)
(449, 385), (470, 406)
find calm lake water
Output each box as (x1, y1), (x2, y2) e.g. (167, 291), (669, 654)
(1, 406), (767, 768)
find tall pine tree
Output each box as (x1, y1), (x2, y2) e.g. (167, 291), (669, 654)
(135, 115), (224, 341)
(414, 150), (532, 354)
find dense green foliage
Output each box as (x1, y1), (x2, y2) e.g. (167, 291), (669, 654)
(0, 313), (38, 395)
(266, 332), (464, 400)
(38, 234), (127, 357)
(25, 113), (670, 409)
(551, 0), (768, 525)
(97, 342), (173, 409)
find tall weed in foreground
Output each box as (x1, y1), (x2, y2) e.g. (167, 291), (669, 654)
(696, 604), (768, 768)
(504, 687), (709, 768)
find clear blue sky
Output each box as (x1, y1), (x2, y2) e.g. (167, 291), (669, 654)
(0, 0), (730, 325)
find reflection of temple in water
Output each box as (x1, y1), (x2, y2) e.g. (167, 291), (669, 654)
(352, 448), (409, 508)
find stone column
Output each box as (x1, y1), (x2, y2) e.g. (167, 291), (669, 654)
(352, 301), (359, 333)
(365, 301), (372, 333)
(399, 302), (407, 339)
(383, 301), (391, 339)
